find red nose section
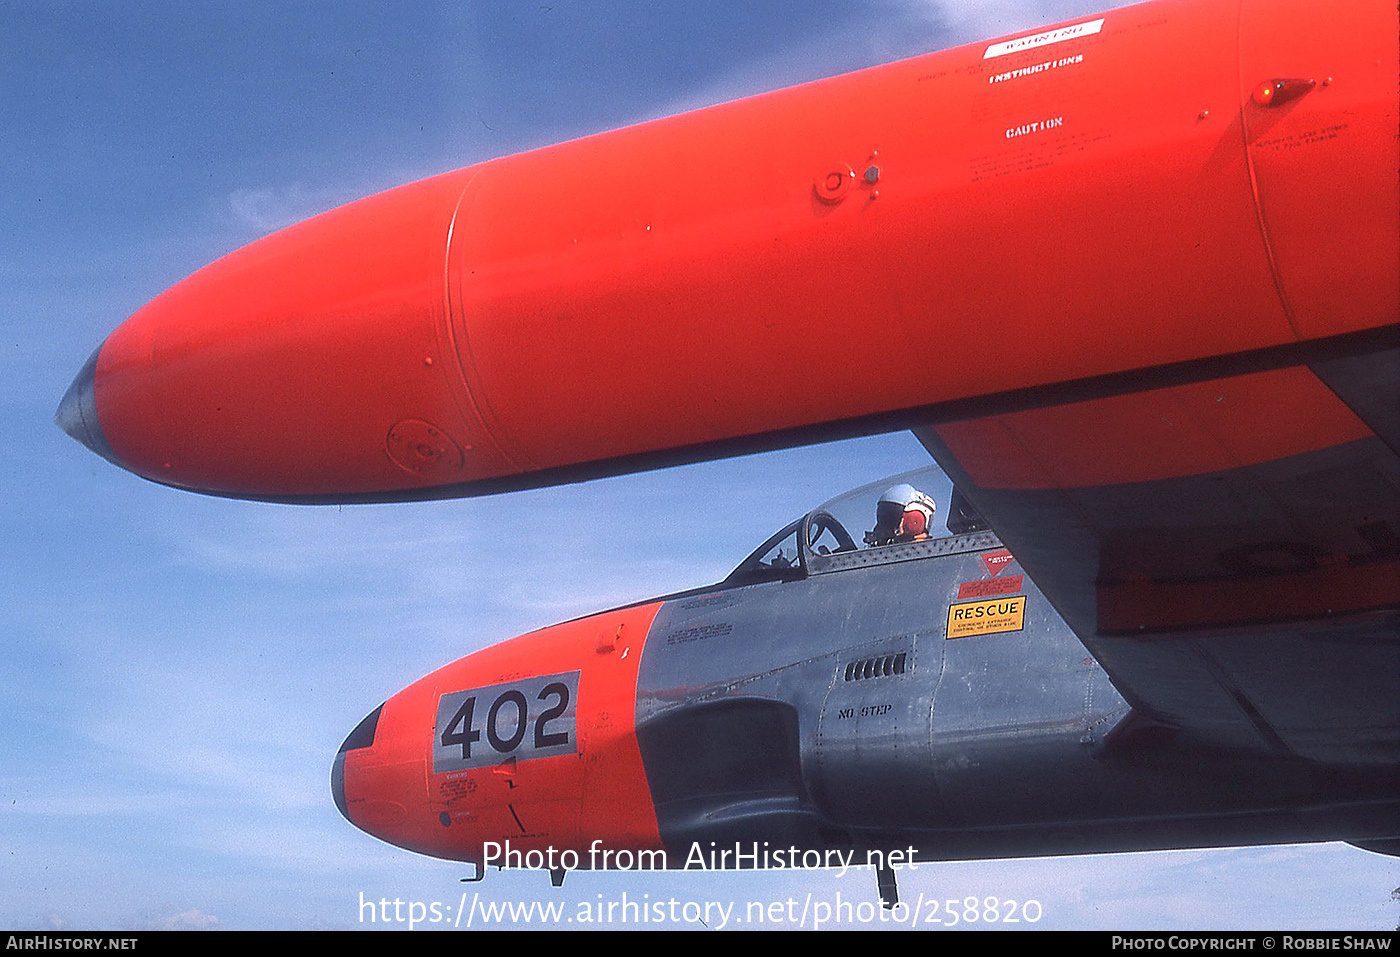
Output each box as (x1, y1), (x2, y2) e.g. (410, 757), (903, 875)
(335, 602), (665, 864)
(332, 697), (444, 858)
(72, 168), (515, 500)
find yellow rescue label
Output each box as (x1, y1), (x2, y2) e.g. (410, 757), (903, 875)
(946, 596), (1026, 639)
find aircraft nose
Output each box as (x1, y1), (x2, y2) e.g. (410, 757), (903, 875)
(330, 751), (350, 822)
(331, 698), (447, 856)
(332, 703), (384, 827)
(55, 345), (119, 465)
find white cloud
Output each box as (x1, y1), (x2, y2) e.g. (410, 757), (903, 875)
(222, 183), (357, 235)
(155, 908), (219, 931)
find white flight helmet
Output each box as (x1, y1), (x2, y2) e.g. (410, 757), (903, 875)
(880, 484), (936, 513)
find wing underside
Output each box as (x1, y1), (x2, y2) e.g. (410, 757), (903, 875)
(915, 336), (1400, 767)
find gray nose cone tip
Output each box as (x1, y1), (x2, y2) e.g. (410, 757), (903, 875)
(331, 751), (349, 822)
(55, 345), (119, 465)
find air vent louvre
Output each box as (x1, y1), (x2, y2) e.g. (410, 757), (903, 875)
(843, 652), (907, 682)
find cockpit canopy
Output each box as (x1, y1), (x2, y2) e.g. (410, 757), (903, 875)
(724, 465), (991, 586)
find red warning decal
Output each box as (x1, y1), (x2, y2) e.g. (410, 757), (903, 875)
(958, 575), (1023, 599)
(979, 549), (1015, 577)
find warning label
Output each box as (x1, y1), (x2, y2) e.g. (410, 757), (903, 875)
(947, 596), (1027, 639)
(1006, 116), (1064, 139)
(957, 575), (1023, 599)
(988, 52), (1084, 85)
(984, 18), (1104, 59)
(980, 549), (1015, 577)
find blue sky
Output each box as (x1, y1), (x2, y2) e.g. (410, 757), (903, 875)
(4, 0), (1396, 931)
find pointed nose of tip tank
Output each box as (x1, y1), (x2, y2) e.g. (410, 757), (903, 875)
(53, 165), (513, 503)
(55, 344), (121, 466)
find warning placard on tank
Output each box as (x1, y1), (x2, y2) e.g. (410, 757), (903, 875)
(946, 596), (1026, 639)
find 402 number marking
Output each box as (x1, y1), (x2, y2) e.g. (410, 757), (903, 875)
(432, 671), (580, 773)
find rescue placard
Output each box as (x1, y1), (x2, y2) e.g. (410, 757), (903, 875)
(946, 596), (1026, 639)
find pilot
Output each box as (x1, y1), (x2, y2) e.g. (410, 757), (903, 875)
(899, 494), (936, 542)
(867, 484), (937, 546)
